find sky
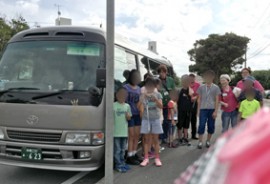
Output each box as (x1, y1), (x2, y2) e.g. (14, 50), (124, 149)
(1, 0), (270, 76)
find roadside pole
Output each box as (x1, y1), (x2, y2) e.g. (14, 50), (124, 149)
(105, 0), (115, 184)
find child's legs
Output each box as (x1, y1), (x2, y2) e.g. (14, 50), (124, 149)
(128, 127), (135, 155)
(198, 110), (208, 142)
(120, 138), (128, 165)
(143, 134), (151, 158)
(114, 138), (122, 168)
(152, 134), (160, 157)
(133, 126), (141, 152)
(207, 109), (216, 141)
(183, 112), (190, 138)
(167, 121), (173, 144)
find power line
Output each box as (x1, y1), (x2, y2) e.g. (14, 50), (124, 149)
(247, 43), (270, 60)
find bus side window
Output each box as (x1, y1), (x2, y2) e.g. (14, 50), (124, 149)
(138, 55), (149, 79)
(114, 46), (136, 91)
(126, 52), (137, 70)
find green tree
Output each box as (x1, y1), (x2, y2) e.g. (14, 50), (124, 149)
(172, 72), (181, 87)
(253, 70), (270, 90)
(0, 15), (29, 52)
(188, 33), (250, 82)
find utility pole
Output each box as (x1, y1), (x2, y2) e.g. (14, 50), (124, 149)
(105, 0), (115, 184)
(54, 4), (61, 26)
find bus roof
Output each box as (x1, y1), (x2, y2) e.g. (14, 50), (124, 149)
(8, 26), (172, 67)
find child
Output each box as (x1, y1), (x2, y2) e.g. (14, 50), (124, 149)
(124, 70), (142, 165)
(177, 75), (193, 145)
(139, 77), (163, 167)
(113, 87), (132, 173)
(167, 90), (178, 148)
(238, 89), (261, 122)
(197, 70), (221, 149)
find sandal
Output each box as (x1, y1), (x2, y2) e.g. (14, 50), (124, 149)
(155, 158), (162, 167)
(140, 159), (149, 167)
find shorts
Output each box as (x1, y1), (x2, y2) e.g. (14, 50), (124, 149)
(141, 119), (163, 134)
(128, 115), (141, 127)
(167, 120), (176, 136)
(198, 109), (215, 134)
(177, 111), (190, 129)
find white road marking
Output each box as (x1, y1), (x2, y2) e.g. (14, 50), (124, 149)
(61, 171), (90, 184)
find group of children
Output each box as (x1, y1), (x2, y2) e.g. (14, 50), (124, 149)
(113, 67), (263, 173)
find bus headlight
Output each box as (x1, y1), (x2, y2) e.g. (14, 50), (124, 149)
(65, 133), (91, 144)
(0, 129), (4, 139)
(92, 132), (104, 145)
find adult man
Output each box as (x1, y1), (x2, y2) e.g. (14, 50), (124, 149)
(157, 65), (175, 143)
(189, 74), (200, 140)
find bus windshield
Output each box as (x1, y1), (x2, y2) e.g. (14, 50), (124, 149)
(0, 41), (105, 105)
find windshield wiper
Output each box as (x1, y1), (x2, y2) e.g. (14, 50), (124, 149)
(0, 87), (40, 97)
(32, 90), (87, 100)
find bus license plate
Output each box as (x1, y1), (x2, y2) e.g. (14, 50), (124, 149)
(21, 148), (42, 160)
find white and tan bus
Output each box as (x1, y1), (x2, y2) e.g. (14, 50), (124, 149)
(0, 26), (173, 171)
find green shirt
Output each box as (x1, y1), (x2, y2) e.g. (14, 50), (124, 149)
(113, 102), (132, 137)
(239, 99), (260, 119)
(159, 76), (175, 106)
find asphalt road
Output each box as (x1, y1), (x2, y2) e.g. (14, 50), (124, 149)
(0, 99), (269, 184)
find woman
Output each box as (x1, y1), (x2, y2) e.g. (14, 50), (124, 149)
(124, 70), (142, 165)
(220, 74), (239, 133)
(236, 68), (264, 93)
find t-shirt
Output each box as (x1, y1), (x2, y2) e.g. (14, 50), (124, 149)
(124, 84), (141, 115)
(177, 88), (192, 111)
(190, 82), (200, 102)
(220, 86), (239, 112)
(238, 88), (263, 102)
(239, 99), (260, 119)
(141, 92), (163, 121)
(168, 100), (177, 120)
(237, 80), (264, 93)
(197, 84), (221, 110)
(113, 102), (132, 137)
(159, 76), (175, 107)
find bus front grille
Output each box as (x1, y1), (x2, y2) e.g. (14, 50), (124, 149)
(7, 130), (62, 143)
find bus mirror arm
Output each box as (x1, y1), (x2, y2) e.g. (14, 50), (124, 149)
(96, 68), (106, 88)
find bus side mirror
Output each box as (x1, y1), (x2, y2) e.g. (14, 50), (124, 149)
(96, 68), (106, 88)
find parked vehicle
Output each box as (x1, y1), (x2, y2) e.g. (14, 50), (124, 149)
(0, 26), (173, 171)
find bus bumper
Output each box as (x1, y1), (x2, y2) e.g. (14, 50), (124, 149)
(0, 141), (104, 171)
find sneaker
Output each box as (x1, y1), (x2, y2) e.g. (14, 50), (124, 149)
(124, 164), (131, 171)
(197, 142), (203, 149)
(134, 154), (143, 162)
(140, 158), (149, 167)
(126, 156), (140, 165)
(179, 138), (183, 144)
(115, 166), (127, 173)
(206, 141), (211, 148)
(183, 138), (191, 146)
(192, 136), (199, 140)
(159, 146), (165, 153)
(155, 158), (162, 167)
